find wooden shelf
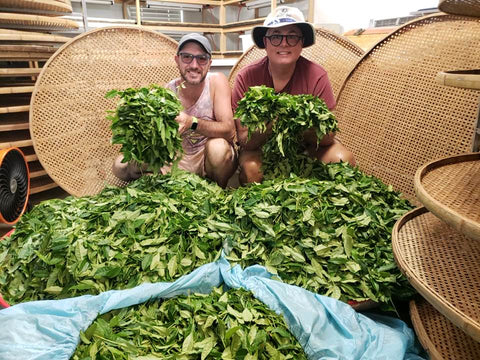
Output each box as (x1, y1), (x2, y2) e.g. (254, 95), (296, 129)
(392, 207), (480, 342)
(415, 153), (480, 242)
(436, 70), (480, 90)
(0, 85), (34, 95)
(0, 105), (30, 114)
(30, 174), (58, 194)
(0, 68), (41, 77)
(410, 297), (480, 359)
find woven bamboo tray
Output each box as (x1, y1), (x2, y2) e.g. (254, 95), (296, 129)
(392, 207), (480, 342)
(30, 26), (180, 197)
(439, 0), (480, 17)
(0, 12), (78, 30)
(0, 0), (72, 14)
(414, 153), (480, 242)
(0, 28), (71, 43)
(436, 70), (480, 90)
(410, 297), (480, 359)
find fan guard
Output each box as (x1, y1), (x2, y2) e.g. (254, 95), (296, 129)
(0, 148), (30, 224)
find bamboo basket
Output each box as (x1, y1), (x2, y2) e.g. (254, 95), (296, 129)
(392, 207), (480, 342)
(410, 297), (480, 359)
(0, 0), (72, 14)
(334, 13), (480, 203)
(30, 26), (180, 197)
(0, 12), (78, 30)
(415, 153), (480, 242)
(0, 28), (71, 43)
(439, 0), (480, 17)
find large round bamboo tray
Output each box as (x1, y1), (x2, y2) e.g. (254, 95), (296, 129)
(228, 27), (364, 97)
(436, 70), (480, 90)
(0, 12), (78, 30)
(30, 26), (180, 197)
(439, 0), (480, 17)
(414, 153), (480, 242)
(392, 207), (480, 342)
(410, 297), (480, 359)
(334, 14), (480, 203)
(0, 0), (72, 14)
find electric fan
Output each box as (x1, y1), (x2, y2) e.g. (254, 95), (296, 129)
(0, 147), (30, 225)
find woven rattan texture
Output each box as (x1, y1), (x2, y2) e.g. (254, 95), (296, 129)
(394, 209), (480, 341)
(439, 0), (480, 17)
(335, 14), (480, 203)
(0, 12), (78, 29)
(228, 28), (364, 97)
(0, 0), (72, 13)
(421, 157), (480, 222)
(30, 27), (179, 197)
(411, 298), (480, 359)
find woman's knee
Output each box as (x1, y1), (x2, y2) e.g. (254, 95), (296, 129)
(319, 143), (356, 166)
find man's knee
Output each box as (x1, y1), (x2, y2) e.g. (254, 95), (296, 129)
(205, 138), (233, 167)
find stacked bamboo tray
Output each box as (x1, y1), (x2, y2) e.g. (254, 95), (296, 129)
(0, 0), (75, 214)
(392, 69), (480, 359)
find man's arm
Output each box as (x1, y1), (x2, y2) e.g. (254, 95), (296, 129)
(177, 73), (235, 143)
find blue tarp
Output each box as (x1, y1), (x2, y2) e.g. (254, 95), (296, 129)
(0, 258), (423, 360)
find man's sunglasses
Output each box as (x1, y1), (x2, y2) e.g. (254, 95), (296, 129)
(178, 52), (211, 65)
(264, 34), (303, 47)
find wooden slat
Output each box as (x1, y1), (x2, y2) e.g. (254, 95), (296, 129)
(0, 44), (57, 53)
(0, 28), (71, 42)
(0, 52), (52, 60)
(0, 85), (34, 94)
(0, 105), (29, 113)
(29, 168), (47, 178)
(28, 185), (68, 206)
(0, 139), (32, 149)
(24, 153), (38, 162)
(30, 175), (58, 194)
(0, 68), (41, 77)
(0, 122), (29, 131)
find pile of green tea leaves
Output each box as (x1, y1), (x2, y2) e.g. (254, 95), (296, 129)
(235, 85), (339, 173)
(107, 85), (183, 172)
(72, 287), (306, 360)
(0, 166), (414, 306)
(0, 171), (224, 303)
(221, 161), (415, 304)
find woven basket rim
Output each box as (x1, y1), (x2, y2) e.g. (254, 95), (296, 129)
(414, 152), (480, 242)
(392, 206), (480, 342)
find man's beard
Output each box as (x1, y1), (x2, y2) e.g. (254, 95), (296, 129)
(180, 68), (207, 85)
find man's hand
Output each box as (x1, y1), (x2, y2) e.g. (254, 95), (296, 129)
(175, 111), (193, 134)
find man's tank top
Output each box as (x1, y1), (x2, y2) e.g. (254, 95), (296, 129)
(166, 73), (215, 155)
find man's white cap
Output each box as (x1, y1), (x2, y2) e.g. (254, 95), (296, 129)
(251, 6), (315, 49)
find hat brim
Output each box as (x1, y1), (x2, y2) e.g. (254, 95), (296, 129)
(252, 22), (315, 49)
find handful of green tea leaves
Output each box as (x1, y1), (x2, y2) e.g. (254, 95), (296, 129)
(107, 85), (183, 172)
(235, 86), (339, 171)
(72, 287), (306, 360)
